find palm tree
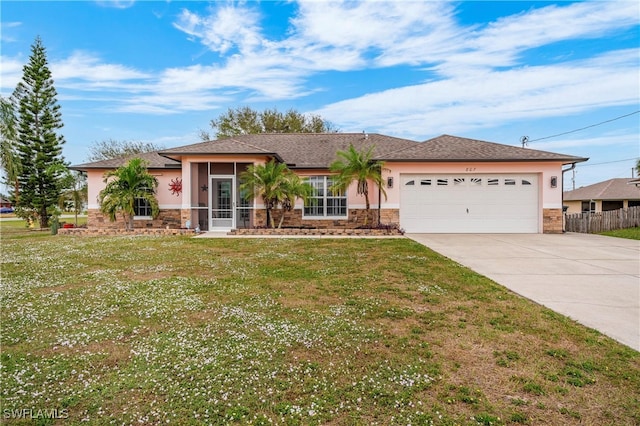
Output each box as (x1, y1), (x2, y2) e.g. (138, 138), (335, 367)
(277, 173), (314, 228)
(239, 160), (290, 228)
(98, 158), (159, 230)
(59, 170), (87, 227)
(0, 97), (21, 201)
(329, 144), (386, 226)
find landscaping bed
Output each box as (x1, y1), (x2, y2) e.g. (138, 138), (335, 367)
(57, 227), (197, 236)
(228, 226), (404, 236)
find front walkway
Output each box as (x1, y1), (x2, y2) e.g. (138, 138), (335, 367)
(407, 233), (640, 351)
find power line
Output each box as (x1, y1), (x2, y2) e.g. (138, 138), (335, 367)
(578, 157), (639, 167)
(526, 110), (640, 143)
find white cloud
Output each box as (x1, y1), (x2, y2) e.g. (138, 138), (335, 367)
(533, 132), (640, 153)
(53, 52), (150, 85)
(0, 56), (24, 93)
(6, 0), (638, 123)
(0, 21), (21, 43)
(434, 1), (640, 76)
(474, 1), (639, 52)
(95, 0), (135, 9)
(173, 5), (263, 55)
(291, 1), (455, 50)
(166, 0), (639, 114)
(313, 49), (640, 139)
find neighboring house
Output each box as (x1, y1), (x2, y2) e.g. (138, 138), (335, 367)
(628, 178), (640, 187)
(72, 133), (588, 234)
(0, 198), (12, 208)
(563, 178), (640, 214)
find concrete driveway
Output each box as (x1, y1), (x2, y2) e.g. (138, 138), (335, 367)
(407, 233), (640, 351)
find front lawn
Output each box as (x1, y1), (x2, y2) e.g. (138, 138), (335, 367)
(1, 232), (638, 425)
(599, 226), (640, 240)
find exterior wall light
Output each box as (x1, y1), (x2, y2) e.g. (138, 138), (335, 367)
(550, 176), (557, 188)
(387, 177), (394, 188)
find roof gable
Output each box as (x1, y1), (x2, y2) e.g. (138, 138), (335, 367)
(71, 151), (181, 170)
(564, 178), (640, 201)
(381, 134), (588, 163)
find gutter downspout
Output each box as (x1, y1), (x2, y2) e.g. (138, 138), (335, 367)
(561, 163), (577, 232)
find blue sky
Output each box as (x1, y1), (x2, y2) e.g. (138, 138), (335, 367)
(1, 0), (638, 190)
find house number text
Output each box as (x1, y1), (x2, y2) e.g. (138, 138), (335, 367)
(465, 167), (477, 172)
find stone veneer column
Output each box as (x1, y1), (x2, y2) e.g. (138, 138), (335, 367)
(543, 208), (563, 234)
(181, 209), (191, 228)
(86, 208), (183, 229)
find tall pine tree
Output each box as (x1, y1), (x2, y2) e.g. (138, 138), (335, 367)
(12, 36), (66, 227)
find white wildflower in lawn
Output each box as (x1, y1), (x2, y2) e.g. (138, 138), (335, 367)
(418, 284), (447, 295)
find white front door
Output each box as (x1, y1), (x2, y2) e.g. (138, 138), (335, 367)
(210, 176), (235, 230)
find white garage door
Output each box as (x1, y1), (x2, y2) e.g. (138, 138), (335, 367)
(400, 174), (539, 233)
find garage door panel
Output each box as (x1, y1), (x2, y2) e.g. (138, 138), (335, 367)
(400, 174), (539, 233)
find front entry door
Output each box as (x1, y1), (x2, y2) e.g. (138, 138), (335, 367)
(210, 177), (235, 230)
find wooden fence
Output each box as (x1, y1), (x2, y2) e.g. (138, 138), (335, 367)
(564, 206), (640, 233)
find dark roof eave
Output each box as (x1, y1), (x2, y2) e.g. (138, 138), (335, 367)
(288, 165), (330, 170)
(70, 165), (179, 171)
(380, 157), (589, 164)
(158, 151), (285, 163)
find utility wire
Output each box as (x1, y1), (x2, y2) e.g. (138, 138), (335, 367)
(528, 110), (640, 143)
(577, 157), (639, 167)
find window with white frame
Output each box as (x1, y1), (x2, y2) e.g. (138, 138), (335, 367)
(134, 198), (152, 217)
(304, 176), (347, 217)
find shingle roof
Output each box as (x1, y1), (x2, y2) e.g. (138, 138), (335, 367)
(563, 178), (640, 201)
(70, 151), (181, 170)
(72, 133), (588, 170)
(381, 134), (588, 163)
(159, 133), (418, 168)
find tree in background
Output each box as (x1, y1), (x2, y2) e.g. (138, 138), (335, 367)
(0, 97), (21, 200)
(329, 144), (386, 226)
(98, 158), (159, 231)
(12, 36), (67, 228)
(86, 139), (165, 162)
(59, 170), (87, 227)
(200, 106), (338, 140)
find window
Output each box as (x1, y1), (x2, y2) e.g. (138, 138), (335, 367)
(437, 178), (448, 186)
(581, 201), (595, 213)
(304, 176), (347, 217)
(522, 179), (532, 186)
(405, 180), (415, 186)
(470, 178), (482, 185)
(134, 198), (152, 217)
(488, 178), (499, 186)
(420, 179), (432, 186)
(505, 178), (516, 186)
(453, 178), (465, 185)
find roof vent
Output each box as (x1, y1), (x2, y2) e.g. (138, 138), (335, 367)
(363, 130), (368, 139)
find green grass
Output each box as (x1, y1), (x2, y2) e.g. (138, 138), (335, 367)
(1, 232), (638, 425)
(599, 226), (640, 240)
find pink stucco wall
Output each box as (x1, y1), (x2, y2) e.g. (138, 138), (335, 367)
(174, 158), (565, 211)
(86, 169), (183, 210)
(379, 161), (566, 210)
(87, 158), (567, 232)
